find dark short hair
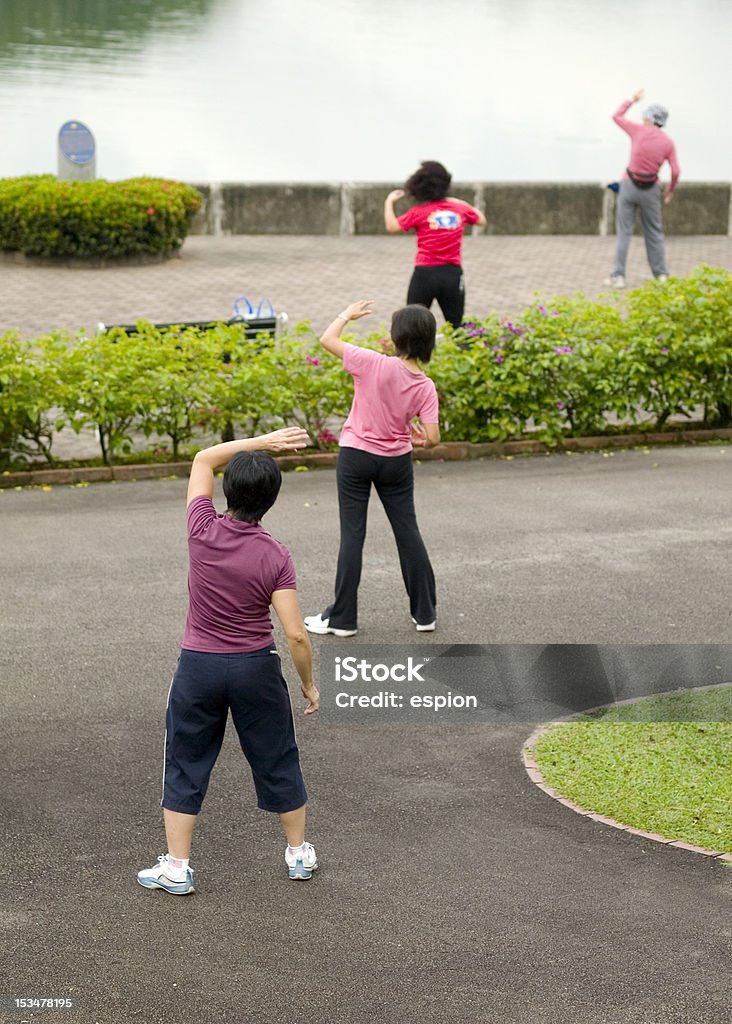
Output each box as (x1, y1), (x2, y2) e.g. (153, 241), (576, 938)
(404, 160), (451, 203)
(223, 450), (282, 522)
(391, 305), (437, 363)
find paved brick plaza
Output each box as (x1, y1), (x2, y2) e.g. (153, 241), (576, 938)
(2, 233), (730, 337)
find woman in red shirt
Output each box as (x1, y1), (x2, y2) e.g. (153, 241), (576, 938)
(384, 160), (486, 328)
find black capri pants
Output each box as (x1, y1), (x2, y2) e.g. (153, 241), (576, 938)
(407, 264), (465, 327)
(162, 646), (307, 815)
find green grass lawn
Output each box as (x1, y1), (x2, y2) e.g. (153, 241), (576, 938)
(529, 686), (732, 853)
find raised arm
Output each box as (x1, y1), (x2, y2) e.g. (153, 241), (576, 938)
(187, 427), (309, 505)
(319, 299), (374, 360)
(384, 189), (405, 233)
(613, 88), (643, 133)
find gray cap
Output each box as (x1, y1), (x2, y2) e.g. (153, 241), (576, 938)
(643, 104), (668, 127)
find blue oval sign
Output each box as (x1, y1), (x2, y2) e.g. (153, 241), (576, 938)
(58, 120), (95, 164)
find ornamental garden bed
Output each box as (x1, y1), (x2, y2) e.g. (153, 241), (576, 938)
(0, 175), (201, 262)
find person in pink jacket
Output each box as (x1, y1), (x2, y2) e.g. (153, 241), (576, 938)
(605, 88), (680, 288)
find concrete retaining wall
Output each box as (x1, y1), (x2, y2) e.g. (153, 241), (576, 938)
(188, 181), (732, 237)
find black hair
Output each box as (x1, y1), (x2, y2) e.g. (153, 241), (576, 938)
(391, 305), (437, 364)
(222, 450), (282, 523)
(404, 160), (452, 203)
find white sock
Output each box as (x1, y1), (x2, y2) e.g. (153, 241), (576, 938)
(166, 855), (189, 876)
(288, 843), (306, 857)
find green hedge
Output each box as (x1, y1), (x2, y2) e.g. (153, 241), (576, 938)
(0, 175), (202, 259)
(1, 265), (730, 468)
(434, 265), (732, 442)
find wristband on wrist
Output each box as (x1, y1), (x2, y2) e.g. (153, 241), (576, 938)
(336, 312), (350, 322)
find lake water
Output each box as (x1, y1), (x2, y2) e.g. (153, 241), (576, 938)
(0, 0), (729, 183)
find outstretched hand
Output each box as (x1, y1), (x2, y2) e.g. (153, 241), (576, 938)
(342, 299), (374, 321)
(386, 189), (405, 203)
(631, 88), (644, 103)
(258, 427), (310, 452)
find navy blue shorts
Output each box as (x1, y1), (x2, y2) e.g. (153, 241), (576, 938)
(162, 647), (308, 815)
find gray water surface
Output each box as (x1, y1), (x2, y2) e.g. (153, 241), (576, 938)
(1, 0), (729, 182)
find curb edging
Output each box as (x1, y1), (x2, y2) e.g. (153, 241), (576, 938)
(3, 429), (732, 490)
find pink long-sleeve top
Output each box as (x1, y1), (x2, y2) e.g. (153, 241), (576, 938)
(613, 99), (680, 196)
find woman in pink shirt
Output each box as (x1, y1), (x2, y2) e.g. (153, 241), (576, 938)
(304, 300), (440, 636)
(606, 88), (680, 288)
(384, 160), (486, 327)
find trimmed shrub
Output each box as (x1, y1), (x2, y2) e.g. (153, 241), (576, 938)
(62, 329), (155, 464)
(265, 325), (355, 444)
(0, 175), (201, 259)
(0, 330), (69, 465)
(430, 299), (626, 443)
(125, 322), (227, 458)
(618, 266), (732, 427)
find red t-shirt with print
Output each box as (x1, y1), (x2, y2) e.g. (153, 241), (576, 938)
(397, 198), (481, 267)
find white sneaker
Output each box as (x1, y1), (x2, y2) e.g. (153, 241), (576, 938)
(411, 617), (436, 632)
(137, 854), (194, 895)
(303, 612), (357, 638)
(285, 842), (319, 880)
(603, 275), (625, 288)
(656, 274), (669, 283)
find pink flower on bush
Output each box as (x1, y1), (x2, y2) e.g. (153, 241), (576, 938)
(499, 318), (526, 337)
(147, 207), (155, 216)
(318, 429), (338, 444)
(495, 354), (504, 364)
(305, 355), (320, 366)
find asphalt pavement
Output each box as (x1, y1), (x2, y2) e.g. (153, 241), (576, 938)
(2, 448), (732, 1024)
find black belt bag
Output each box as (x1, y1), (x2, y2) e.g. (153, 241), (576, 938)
(626, 167), (658, 189)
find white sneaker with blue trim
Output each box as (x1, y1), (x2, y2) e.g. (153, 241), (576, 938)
(285, 842), (319, 880)
(137, 855), (195, 895)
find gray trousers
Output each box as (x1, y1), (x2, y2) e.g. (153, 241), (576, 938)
(612, 178), (668, 278)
